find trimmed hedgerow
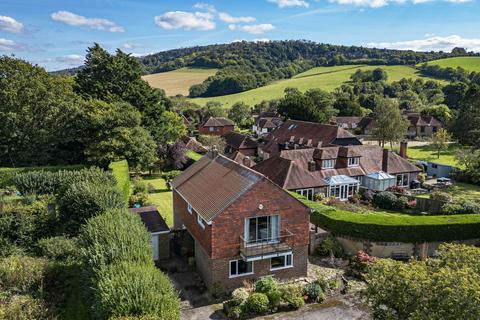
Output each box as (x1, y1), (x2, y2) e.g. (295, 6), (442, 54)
(295, 195), (480, 243)
(95, 262), (179, 319)
(0, 165), (84, 188)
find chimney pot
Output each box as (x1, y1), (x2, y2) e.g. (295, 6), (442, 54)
(308, 160), (316, 172)
(243, 156), (251, 167)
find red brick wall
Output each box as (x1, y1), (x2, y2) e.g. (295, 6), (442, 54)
(172, 190), (212, 255)
(211, 179), (311, 260)
(199, 125), (234, 136)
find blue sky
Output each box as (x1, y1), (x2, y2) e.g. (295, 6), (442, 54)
(1, 0), (479, 70)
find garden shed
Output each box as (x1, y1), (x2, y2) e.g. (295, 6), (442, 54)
(130, 206), (170, 261)
(362, 171), (396, 191)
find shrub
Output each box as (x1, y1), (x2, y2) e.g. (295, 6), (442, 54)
(227, 305), (242, 320)
(245, 293), (269, 314)
(288, 296), (305, 309)
(208, 282), (224, 299)
(430, 191), (453, 203)
(304, 282), (323, 302)
(0, 295), (49, 320)
(79, 209), (152, 275)
(133, 180), (149, 195)
(95, 262), (179, 319)
(396, 196), (409, 210)
(37, 236), (78, 261)
(129, 193), (150, 207)
(0, 256), (48, 296)
(280, 284), (304, 309)
(232, 287), (249, 305)
(316, 236), (344, 258)
(387, 186), (408, 194)
(59, 181), (126, 233)
(442, 201), (480, 215)
(161, 171), (181, 190)
(417, 173), (426, 184)
(373, 191), (398, 210)
(255, 276), (280, 308)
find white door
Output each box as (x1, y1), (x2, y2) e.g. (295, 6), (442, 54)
(340, 185), (348, 200)
(151, 235), (159, 261)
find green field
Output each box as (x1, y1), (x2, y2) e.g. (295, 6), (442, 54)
(406, 144), (462, 167)
(417, 182), (480, 202)
(190, 65), (442, 107)
(142, 67), (217, 97)
(425, 56), (480, 72)
(139, 175), (173, 226)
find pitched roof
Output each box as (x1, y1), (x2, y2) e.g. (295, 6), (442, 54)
(223, 131), (258, 150)
(227, 151), (255, 167)
(171, 153), (264, 222)
(130, 206), (169, 233)
(253, 145), (421, 190)
(181, 136), (208, 154)
(407, 113), (443, 127)
(261, 119), (360, 155)
(202, 117), (234, 127)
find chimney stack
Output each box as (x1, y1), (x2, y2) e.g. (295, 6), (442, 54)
(208, 145), (218, 159)
(399, 140), (408, 159)
(382, 149), (389, 172)
(308, 160), (316, 172)
(243, 156), (251, 167)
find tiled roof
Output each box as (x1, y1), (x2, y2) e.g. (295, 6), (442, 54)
(171, 153), (263, 222)
(203, 117), (234, 127)
(223, 131), (258, 150)
(407, 114), (443, 127)
(227, 151), (256, 167)
(130, 206), (169, 233)
(181, 136), (208, 154)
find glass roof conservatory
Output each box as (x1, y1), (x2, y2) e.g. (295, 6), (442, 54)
(324, 175), (360, 201)
(362, 171), (396, 191)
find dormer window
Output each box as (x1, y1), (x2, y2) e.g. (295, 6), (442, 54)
(348, 157), (360, 167)
(322, 159), (335, 169)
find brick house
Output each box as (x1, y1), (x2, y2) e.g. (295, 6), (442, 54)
(223, 131), (258, 157)
(171, 150), (310, 290)
(252, 112), (284, 136)
(199, 117), (235, 136)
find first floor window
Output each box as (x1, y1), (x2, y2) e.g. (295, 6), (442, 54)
(322, 159), (335, 169)
(187, 203), (192, 214)
(348, 157), (360, 167)
(271, 253), (293, 270)
(197, 214), (206, 229)
(230, 259), (253, 277)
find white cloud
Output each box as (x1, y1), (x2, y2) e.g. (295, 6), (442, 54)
(366, 35), (480, 52)
(154, 11), (215, 30)
(0, 38), (29, 52)
(253, 38), (271, 42)
(268, 0), (310, 8)
(193, 2), (217, 12)
(51, 11), (125, 32)
(235, 23), (275, 34)
(122, 43), (141, 49)
(55, 54), (84, 64)
(219, 12), (255, 23)
(0, 16), (24, 33)
(330, 0), (469, 7)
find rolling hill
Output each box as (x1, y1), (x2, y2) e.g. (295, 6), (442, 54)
(142, 67), (216, 96)
(425, 57), (480, 72)
(189, 65), (443, 107)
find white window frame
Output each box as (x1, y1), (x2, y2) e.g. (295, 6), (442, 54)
(396, 173), (409, 187)
(348, 157), (360, 167)
(187, 203), (192, 214)
(270, 253), (293, 271)
(209, 127), (214, 132)
(229, 259), (254, 278)
(321, 159), (335, 169)
(296, 188), (314, 201)
(197, 214), (206, 229)
(244, 215), (280, 247)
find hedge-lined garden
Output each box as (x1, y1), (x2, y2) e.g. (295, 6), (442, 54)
(298, 196), (480, 243)
(108, 160), (131, 202)
(0, 165), (84, 188)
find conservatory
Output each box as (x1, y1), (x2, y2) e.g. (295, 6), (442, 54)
(362, 171), (396, 191)
(325, 175), (360, 201)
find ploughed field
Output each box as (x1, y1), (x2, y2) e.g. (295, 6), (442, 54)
(142, 67), (217, 96)
(424, 56), (480, 72)
(189, 65), (443, 107)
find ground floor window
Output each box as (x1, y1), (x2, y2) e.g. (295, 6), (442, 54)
(270, 253), (293, 270)
(296, 188), (314, 200)
(396, 173), (409, 187)
(229, 259), (254, 278)
(328, 183), (358, 200)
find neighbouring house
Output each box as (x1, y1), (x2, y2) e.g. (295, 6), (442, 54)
(227, 151), (256, 167)
(259, 119), (362, 160)
(223, 131), (258, 157)
(199, 117), (235, 136)
(331, 117), (365, 131)
(406, 113), (444, 138)
(181, 136), (208, 154)
(253, 144), (421, 201)
(130, 206), (170, 261)
(252, 112), (284, 136)
(418, 161), (454, 178)
(171, 150), (310, 290)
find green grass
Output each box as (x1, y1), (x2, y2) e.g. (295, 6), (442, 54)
(417, 182), (480, 202)
(186, 150), (202, 161)
(424, 57), (480, 72)
(108, 160), (131, 202)
(190, 65), (443, 107)
(405, 144), (461, 167)
(138, 175), (173, 226)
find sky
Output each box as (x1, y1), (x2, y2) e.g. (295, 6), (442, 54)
(1, 0), (480, 70)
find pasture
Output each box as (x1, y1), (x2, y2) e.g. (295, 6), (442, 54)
(424, 56), (480, 72)
(190, 65), (441, 107)
(142, 67), (217, 96)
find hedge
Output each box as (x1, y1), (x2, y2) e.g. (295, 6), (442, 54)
(297, 196), (480, 243)
(108, 160), (131, 202)
(0, 165), (84, 188)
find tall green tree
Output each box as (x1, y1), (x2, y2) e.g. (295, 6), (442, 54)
(228, 102), (253, 129)
(278, 88), (337, 123)
(371, 98), (409, 147)
(452, 85), (480, 147)
(430, 128), (451, 158)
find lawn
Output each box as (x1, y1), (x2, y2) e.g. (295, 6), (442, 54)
(142, 67), (217, 96)
(406, 144), (461, 167)
(186, 150), (202, 161)
(190, 65), (443, 107)
(424, 57), (480, 72)
(417, 182), (480, 202)
(138, 175), (173, 226)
